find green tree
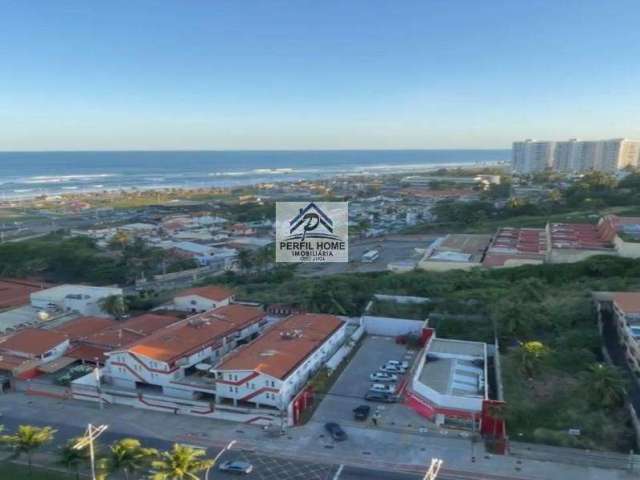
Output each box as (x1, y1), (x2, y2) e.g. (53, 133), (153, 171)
(236, 249), (252, 273)
(1, 425), (56, 476)
(98, 438), (157, 480)
(518, 341), (550, 378)
(149, 444), (214, 480)
(99, 294), (128, 319)
(58, 437), (89, 480)
(582, 363), (627, 410)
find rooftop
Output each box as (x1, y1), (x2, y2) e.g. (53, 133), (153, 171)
(82, 313), (180, 350)
(0, 328), (68, 356)
(175, 286), (234, 302)
(613, 292), (640, 315)
(52, 316), (118, 341)
(217, 313), (344, 380)
(0, 279), (48, 310)
(426, 234), (492, 264)
(549, 223), (613, 251)
(128, 304), (265, 363)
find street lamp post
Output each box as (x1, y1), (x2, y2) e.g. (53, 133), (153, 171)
(423, 458), (443, 480)
(73, 424), (108, 480)
(205, 439), (237, 480)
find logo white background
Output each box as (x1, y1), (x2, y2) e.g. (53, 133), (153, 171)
(276, 202), (348, 263)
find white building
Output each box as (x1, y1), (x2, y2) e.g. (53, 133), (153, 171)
(174, 286), (235, 313)
(213, 313), (347, 411)
(30, 285), (123, 317)
(103, 304), (267, 399)
(0, 328), (69, 362)
(513, 138), (640, 174)
(173, 241), (237, 267)
(406, 328), (489, 426)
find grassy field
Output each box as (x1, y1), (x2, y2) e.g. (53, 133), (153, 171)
(0, 462), (74, 480)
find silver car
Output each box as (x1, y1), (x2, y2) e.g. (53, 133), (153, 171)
(218, 460), (254, 475)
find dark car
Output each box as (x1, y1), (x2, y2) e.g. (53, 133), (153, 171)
(325, 422), (347, 441)
(353, 405), (371, 421)
(365, 391), (397, 403)
(218, 460), (254, 475)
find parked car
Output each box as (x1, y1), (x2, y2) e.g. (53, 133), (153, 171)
(353, 405), (371, 421)
(370, 372), (398, 382)
(365, 391), (397, 403)
(370, 383), (396, 394)
(218, 460), (254, 475)
(380, 364), (405, 374)
(386, 360), (409, 370)
(325, 422), (347, 441)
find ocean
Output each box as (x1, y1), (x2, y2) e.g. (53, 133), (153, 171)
(0, 150), (509, 199)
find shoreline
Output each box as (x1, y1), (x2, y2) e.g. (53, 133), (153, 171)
(0, 160), (508, 203)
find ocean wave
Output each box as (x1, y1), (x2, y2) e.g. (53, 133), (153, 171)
(20, 173), (119, 184)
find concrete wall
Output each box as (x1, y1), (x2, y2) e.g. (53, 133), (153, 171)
(174, 294), (231, 313)
(615, 237), (640, 259)
(361, 315), (423, 337)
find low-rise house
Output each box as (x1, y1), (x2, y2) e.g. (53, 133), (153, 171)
(0, 328), (69, 362)
(174, 286), (235, 313)
(598, 215), (640, 259)
(213, 313), (347, 412)
(482, 227), (547, 268)
(602, 292), (640, 375)
(547, 222), (615, 263)
(103, 304), (266, 399)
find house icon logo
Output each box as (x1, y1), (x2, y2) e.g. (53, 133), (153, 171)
(288, 202), (338, 242)
(276, 201), (349, 263)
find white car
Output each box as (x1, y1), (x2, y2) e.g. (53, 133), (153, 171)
(370, 372), (398, 383)
(370, 383), (396, 394)
(386, 360), (409, 370)
(380, 364), (405, 374)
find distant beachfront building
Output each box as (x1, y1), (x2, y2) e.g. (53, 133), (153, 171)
(512, 138), (640, 174)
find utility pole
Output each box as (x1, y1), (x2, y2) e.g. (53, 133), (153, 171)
(73, 424), (108, 480)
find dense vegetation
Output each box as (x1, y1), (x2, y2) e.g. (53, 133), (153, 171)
(409, 170), (640, 234)
(0, 233), (187, 285)
(211, 255), (640, 451)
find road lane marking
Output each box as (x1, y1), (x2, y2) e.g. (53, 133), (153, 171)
(332, 464), (344, 480)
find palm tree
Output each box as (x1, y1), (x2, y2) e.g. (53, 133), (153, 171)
(584, 363), (627, 409)
(99, 294), (128, 319)
(58, 438), (89, 480)
(98, 438), (157, 480)
(1, 425), (56, 475)
(149, 444), (214, 480)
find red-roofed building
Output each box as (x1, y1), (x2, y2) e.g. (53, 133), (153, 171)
(65, 313), (179, 364)
(483, 228), (548, 268)
(598, 215), (640, 259)
(0, 279), (48, 311)
(174, 286), (235, 313)
(213, 313), (346, 411)
(547, 222), (615, 263)
(102, 305), (266, 399)
(0, 328), (69, 361)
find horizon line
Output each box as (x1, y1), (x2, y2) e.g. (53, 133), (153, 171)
(0, 147), (511, 154)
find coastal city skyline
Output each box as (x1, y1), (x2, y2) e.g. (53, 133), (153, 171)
(3, 0), (640, 151)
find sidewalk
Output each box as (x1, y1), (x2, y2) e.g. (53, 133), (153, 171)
(0, 392), (636, 480)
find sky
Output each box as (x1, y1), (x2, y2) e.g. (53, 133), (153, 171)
(1, 0), (640, 151)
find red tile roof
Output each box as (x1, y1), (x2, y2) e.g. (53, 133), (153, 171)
(128, 304), (265, 364)
(175, 286), (234, 302)
(0, 328), (68, 356)
(53, 317), (118, 341)
(217, 313), (344, 380)
(613, 292), (640, 314)
(81, 313), (180, 350)
(0, 279), (47, 310)
(549, 223), (613, 250)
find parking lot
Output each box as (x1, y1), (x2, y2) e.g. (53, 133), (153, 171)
(214, 450), (339, 480)
(312, 336), (429, 431)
